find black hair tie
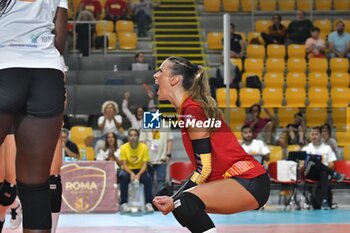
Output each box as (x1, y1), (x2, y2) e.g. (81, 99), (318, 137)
(192, 64), (199, 73)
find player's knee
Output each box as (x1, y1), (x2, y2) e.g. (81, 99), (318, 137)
(0, 180), (17, 206)
(49, 175), (62, 213)
(172, 191), (214, 231)
(17, 181), (52, 229)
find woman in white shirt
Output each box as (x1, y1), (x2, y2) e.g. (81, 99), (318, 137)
(0, 1), (67, 232)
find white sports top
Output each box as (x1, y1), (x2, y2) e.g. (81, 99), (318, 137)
(0, 0), (68, 72)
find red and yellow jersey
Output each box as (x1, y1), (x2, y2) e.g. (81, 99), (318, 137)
(180, 96), (266, 182)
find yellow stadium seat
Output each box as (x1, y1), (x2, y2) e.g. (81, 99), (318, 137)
(278, 0), (295, 11)
(262, 88), (283, 107)
(285, 88), (306, 107)
(278, 107), (299, 128)
(333, 19), (350, 33)
(287, 44), (306, 58)
(297, 0), (313, 10)
(267, 44), (286, 58)
(332, 107), (347, 131)
(204, 0), (221, 12)
(244, 58), (264, 73)
(260, 107), (275, 119)
(334, 0), (350, 10)
(281, 20), (291, 28)
(330, 58), (349, 73)
(319, 32), (327, 41)
(231, 58), (243, 71)
(228, 107), (246, 132)
(268, 146), (283, 163)
(288, 145), (301, 153)
(286, 72), (307, 88)
(247, 32), (265, 45)
(260, 0), (277, 11)
(77, 146), (95, 161)
(315, 0), (332, 11)
(308, 88), (329, 107)
(242, 0), (258, 11)
(95, 21), (114, 36)
(255, 20), (272, 33)
(331, 88), (350, 107)
(239, 88), (261, 108)
(266, 58), (285, 73)
(264, 73), (285, 88)
(107, 33), (117, 50)
(119, 32), (137, 50)
(314, 19), (332, 34)
(337, 131), (350, 147)
(309, 58), (328, 73)
(116, 20), (134, 34)
(207, 32), (223, 50)
(330, 72), (350, 88)
(223, 0), (240, 12)
(216, 88), (238, 108)
(242, 72), (262, 87)
(70, 126), (94, 146)
(236, 32), (247, 42)
(308, 72), (328, 88)
(344, 145), (350, 160)
(246, 44), (266, 59)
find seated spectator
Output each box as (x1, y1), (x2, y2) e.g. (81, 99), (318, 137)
(305, 27), (326, 59)
(261, 14), (287, 45)
(321, 123), (339, 159)
(132, 0), (160, 37)
(96, 132), (122, 176)
(286, 10), (313, 45)
(209, 56), (241, 100)
(139, 127), (173, 195)
(76, 10), (95, 57)
(245, 104), (276, 145)
(119, 129), (154, 212)
(62, 128), (80, 160)
(278, 112), (306, 148)
(302, 127), (345, 210)
(130, 52), (151, 71)
(122, 91), (156, 130)
(240, 125), (270, 163)
(105, 0), (127, 22)
(78, 0), (102, 19)
(227, 23), (244, 58)
(328, 20), (350, 59)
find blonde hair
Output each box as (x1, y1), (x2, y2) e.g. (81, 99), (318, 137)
(101, 101), (119, 114)
(167, 57), (222, 120)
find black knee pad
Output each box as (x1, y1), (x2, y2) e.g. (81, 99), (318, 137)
(0, 180), (17, 206)
(17, 181), (52, 230)
(49, 175), (62, 213)
(172, 192), (215, 233)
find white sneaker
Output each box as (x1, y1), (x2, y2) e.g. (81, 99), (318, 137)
(10, 203), (22, 230)
(145, 203), (154, 213)
(120, 203), (131, 213)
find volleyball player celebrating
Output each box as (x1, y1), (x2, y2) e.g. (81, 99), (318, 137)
(0, 1), (67, 232)
(153, 57), (270, 233)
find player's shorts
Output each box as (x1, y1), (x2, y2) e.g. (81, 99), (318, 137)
(0, 68), (65, 118)
(231, 172), (270, 208)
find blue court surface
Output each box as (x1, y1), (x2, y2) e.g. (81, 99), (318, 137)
(3, 210), (350, 233)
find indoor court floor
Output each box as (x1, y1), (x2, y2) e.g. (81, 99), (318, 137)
(3, 210), (350, 233)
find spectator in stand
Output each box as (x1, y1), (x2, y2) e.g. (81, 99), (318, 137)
(245, 104), (276, 145)
(328, 20), (350, 59)
(286, 10), (313, 45)
(278, 112), (306, 148)
(130, 52), (151, 71)
(62, 128), (80, 160)
(226, 23), (244, 58)
(76, 10), (95, 57)
(240, 125), (270, 164)
(105, 0), (128, 22)
(132, 0), (160, 37)
(261, 14), (286, 45)
(305, 27), (326, 59)
(119, 129), (154, 212)
(321, 123), (339, 159)
(78, 0), (102, 19)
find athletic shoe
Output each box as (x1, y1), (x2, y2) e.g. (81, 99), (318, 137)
(145, 203), (154, 213)
(120, 203), (131, 213)
(10, 203), (22, 229)
(333, 172), (345, 182)
(321, 200), (331, 210)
